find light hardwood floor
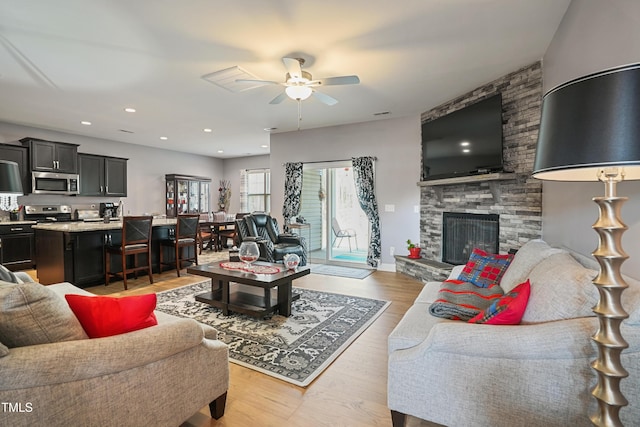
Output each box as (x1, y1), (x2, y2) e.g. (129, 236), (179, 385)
(74, 260), (441, 427)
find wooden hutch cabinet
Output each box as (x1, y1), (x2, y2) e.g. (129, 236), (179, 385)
(165, 174), (211, 217)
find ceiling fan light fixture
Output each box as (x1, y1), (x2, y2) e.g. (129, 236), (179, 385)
(285, 85), (313, 101)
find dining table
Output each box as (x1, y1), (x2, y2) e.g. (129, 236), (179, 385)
(199, 219), (236, 251)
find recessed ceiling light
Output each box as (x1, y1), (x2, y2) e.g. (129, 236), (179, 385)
(217, 149), (224, 153)
(460, 141), (470, 146)
(263, 127), (277, 132)
(160, 136), (168, 140)
(462, 149), (471, 153)
(124, 107), (136, 113)
(204, 128), (213, 133)
(81, 121), (92, 126)
(373, 111), (391, 116)
(260, 145), (268, 149)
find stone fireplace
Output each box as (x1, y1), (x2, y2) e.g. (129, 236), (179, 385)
(396, 62), (543, 282)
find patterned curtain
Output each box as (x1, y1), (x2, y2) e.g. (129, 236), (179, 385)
(282, 162), (303, 231)
(352, 156), (381, 267)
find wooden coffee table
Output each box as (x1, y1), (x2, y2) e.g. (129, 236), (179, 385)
(187, 261), (310, 318)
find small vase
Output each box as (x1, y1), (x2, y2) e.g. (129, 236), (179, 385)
(408, 247), (421, 259)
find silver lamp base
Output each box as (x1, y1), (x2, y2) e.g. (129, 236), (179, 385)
(590, 175), (630, 426)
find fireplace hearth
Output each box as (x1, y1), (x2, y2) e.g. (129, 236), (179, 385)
(442, 212), (499, 264)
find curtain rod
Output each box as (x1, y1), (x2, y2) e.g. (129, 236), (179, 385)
(282, 157), (377, 166)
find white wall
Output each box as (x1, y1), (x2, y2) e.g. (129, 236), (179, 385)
(269, 115), (422, 270)
(541, 0), (640, 278)
(0, 122), (223, 216)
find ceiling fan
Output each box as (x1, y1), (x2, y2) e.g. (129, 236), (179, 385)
(236, 57), (360, 106)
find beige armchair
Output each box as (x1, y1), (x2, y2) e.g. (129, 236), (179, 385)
(0, 279), (229, 427)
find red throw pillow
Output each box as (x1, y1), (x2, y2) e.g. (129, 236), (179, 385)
(468, 280), (531, 325)
(65, 293), (158, 338)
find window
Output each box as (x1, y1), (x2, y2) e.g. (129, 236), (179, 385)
(240, 169), (270, 213)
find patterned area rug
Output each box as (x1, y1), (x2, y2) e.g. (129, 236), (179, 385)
(310, 264), (374, 279)
(155, 281), (390, 386)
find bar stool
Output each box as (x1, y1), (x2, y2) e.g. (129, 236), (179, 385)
(159, 214), (199, 276)
(105, 216), (154, 290)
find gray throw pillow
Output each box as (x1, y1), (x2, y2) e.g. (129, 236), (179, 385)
(499, 239), (564, 293)
(0, 282), (88, 348)
(522, 252), (598, 323)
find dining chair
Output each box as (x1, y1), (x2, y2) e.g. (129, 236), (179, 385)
(197, 213), (217, 253)
(218, 212), (249, 248)
(105, 215), (154, 290)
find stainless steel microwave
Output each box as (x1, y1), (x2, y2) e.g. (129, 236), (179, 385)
(31, 171), (80, 195)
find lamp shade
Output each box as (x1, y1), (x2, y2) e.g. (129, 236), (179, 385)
(533, 63), (640, 181)
(0, 160), (23, 194)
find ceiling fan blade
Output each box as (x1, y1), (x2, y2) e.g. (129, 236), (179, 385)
(269, 92), (288, 105)
(282, 57), (303, 79)
(315, 75), (360, 86)
(312, 90), (339, 106)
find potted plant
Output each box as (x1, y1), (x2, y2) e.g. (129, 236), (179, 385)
(407, 239), (421, 259)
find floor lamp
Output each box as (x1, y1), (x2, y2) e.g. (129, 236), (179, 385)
(0, 160), (23, 212)
(533, 63), (640, 427)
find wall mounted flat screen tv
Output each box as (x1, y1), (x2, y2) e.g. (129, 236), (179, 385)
(421, 94), (504, 181)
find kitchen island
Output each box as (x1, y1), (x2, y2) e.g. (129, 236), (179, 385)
(34, 218), (186, 287)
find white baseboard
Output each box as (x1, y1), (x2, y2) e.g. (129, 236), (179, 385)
(377, 262), (396, 272)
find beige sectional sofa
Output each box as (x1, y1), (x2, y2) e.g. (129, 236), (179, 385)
(388, 240), (640, 427)
(0, 277), (229, 427)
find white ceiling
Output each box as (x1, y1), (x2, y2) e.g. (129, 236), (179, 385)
(0, 0), (571, 158)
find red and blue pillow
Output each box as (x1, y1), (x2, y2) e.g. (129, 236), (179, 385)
(457, 248), (513, 288)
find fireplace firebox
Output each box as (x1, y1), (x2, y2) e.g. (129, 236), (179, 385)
(442, 212), (499, 264)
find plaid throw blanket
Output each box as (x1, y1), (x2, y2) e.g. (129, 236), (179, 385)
(429, 279), (504, 321)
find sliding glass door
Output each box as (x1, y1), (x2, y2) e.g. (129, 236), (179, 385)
(299, 162), (368, 265)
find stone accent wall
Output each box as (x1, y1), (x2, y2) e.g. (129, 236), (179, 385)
(420, 62), (543, 262)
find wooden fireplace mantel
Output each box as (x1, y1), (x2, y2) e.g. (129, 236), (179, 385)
(417, 172), (518, 203)
(416, 172), (517, 187)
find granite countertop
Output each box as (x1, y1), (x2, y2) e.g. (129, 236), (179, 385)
(0, 221), (37, 226)
(33, 218), (177, 232)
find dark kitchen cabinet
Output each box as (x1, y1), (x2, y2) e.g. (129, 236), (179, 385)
(104, 157), (127, 196)
(21, 137), (79, 174)
(0, 224), (35, 271)
(78, 154), (128, 197)
(36, 229), (108, 287)
(0, 144), (29, 194)
(65, 231), (107, 285)
(35, 230), (66, 285)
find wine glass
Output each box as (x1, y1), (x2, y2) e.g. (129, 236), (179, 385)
(238, 241), (260, 272)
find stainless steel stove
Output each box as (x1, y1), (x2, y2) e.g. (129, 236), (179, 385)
(24, 205), (74, 223)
